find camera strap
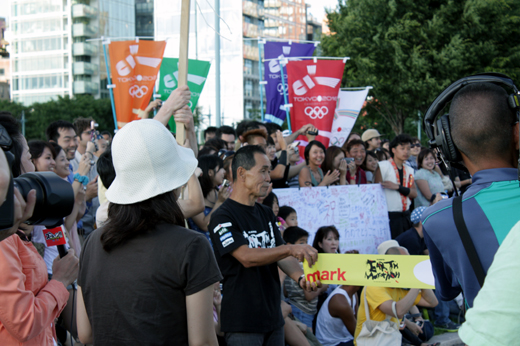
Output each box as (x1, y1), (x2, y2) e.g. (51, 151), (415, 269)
(452, 196), (486, 287)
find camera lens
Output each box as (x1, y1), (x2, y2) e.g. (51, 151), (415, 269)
(14, 172), (74, 227)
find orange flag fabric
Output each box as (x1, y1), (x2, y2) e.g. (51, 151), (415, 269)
(109, 40), (166, 128)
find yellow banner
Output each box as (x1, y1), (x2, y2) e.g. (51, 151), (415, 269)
(303, 254), (435, 289)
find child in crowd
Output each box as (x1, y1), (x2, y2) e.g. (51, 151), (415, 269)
(278, 206), (298, 228)
(283, 227), (329, 330)
(263, 192), (287, 231)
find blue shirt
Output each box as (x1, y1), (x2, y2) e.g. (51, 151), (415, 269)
(422, 168), (520, 307)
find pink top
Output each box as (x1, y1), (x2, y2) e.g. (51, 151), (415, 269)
(0, 234), (69, 345)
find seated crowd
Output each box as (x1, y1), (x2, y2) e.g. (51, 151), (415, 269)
(0, 89), (467, 346)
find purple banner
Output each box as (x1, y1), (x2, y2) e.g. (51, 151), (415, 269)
(264, 41), (315, 125)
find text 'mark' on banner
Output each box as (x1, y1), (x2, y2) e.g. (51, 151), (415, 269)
(109, 40), (166, 128)
(287, 59), (345, 151)
(263, 41), (315, 126)
(157, 58), (211, 133)
(303, 254), (435, 289)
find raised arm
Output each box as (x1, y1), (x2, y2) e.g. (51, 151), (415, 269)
(153, 85), (191, 127)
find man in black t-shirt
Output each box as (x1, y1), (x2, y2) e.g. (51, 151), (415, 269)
(209, 145), (319, 346)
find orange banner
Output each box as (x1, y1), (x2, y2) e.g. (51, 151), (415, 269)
(109, 40), (166, 128)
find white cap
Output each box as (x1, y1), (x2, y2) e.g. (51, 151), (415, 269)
(106, 119), (197, 204)
(377, 240), (400, 255)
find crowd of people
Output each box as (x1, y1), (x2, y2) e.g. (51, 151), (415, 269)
(0, 78), (519, 346)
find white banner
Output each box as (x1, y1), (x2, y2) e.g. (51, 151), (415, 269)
(274, 184), (390, 254)
(329, 88), (370, 148)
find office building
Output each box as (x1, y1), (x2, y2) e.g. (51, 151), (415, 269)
(135, 0), (153, 37)
(0, 17), (10, 100)
(8, 0), (135, 106)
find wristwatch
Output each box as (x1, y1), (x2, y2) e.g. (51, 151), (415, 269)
(298, 274), (306, 287)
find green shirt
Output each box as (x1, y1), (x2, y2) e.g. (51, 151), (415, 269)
(459, 221), (520, 345)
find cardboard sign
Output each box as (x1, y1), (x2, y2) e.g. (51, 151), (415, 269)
(303, 254), (435, 289)
(274, 185), (391, 254)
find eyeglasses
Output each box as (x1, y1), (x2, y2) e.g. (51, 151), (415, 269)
(218, 149), (235, 160)
(411, 144), (421, 148)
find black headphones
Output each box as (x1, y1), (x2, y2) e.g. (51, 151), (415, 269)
(424, 73), (520, 165)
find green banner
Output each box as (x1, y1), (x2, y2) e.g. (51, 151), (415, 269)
(157, 58), (211, 132)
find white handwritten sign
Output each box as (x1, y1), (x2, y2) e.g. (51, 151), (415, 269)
(274, 184), (390, 254)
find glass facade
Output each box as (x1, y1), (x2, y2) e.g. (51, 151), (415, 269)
(9, 0), (135, 105)
(9, 0), (72, 105)
(135, 0), (153, 37)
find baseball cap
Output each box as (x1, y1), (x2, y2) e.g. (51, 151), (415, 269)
(362, 129), (383, 142)
(411, 206), (428, 224)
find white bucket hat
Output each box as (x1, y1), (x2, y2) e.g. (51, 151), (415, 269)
(106, 119), (197, 204)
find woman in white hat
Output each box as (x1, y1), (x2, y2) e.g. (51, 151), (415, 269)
(76, 119), (222, 346)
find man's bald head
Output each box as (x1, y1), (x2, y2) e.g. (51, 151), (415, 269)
(449, 83), (517, 164)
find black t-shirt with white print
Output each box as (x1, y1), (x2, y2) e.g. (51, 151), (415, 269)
(209, 198), (286, 333)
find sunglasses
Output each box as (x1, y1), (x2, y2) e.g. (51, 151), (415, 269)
(411, 144), (421, 148)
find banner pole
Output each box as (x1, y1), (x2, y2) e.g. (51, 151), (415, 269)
(102, 41), (118, 131)
(177, 0), (191, 144)
(258, 38), (264, 122)
(279, 59), (291, 133)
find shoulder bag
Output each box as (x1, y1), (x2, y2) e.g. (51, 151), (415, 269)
(356, 289), (402, 346)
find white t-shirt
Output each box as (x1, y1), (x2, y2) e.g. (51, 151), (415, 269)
(316, 286), (356, 346)
(378, 160), (414, 212)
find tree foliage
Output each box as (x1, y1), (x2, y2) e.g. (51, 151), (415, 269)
(0, 96), (115, 140)
(323, 0), (520, 135)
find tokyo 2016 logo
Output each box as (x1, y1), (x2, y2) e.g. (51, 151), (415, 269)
(129, 85), (148, 98)
(304, 106), (328, 119)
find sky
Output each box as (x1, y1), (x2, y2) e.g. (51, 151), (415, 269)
(305, 0), (339, 21)
(0, 0), (339, 23)
(0, 0), (8, 21)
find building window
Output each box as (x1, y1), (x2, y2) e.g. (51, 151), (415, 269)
(0, 69), (4, 76)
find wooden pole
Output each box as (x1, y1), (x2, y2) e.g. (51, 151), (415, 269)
(177, 0), (190, 145)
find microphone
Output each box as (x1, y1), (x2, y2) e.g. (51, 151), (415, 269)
(43, 226), (68, 258)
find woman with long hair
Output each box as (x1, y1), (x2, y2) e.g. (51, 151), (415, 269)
(76, 119), (222, 346)
(322, 146), (348, 186)
(299, 140), (340, 187)
(188, 154), (231, 242)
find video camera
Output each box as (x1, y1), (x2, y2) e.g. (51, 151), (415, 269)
(0, 124), (74, 230)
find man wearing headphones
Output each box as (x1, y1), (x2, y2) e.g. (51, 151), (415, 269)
(422, 79), (520, 309)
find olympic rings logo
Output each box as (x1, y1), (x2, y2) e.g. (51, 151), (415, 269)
(304, 106), (328, 119)
(277, 83), (288, 94)
(129, 85), (149, 98)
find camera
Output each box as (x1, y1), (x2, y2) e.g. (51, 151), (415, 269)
(343, 157), (355, 164)
(0, 124), (74, 230)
